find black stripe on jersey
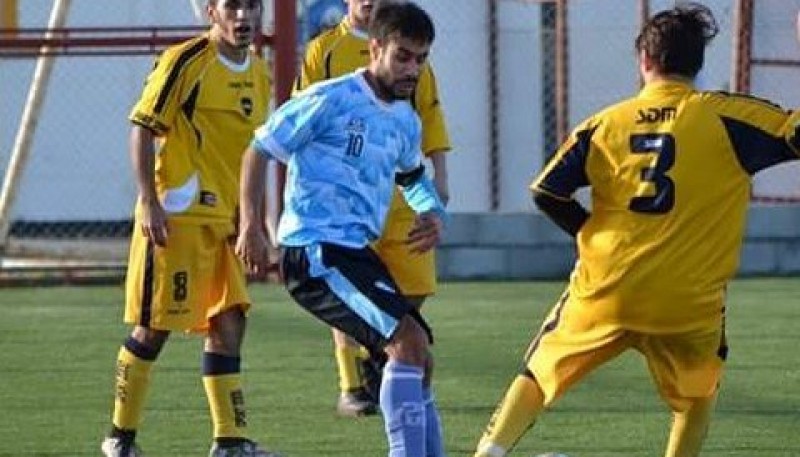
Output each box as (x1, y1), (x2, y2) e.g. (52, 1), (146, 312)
(181, 83), (203, 147)
(293, 74), (303, 93)
(153, 38), (209, 114)
(181, 83), (200, 120)
(323, 50), (333, 80)
(719, 116), (797, 175)
(523, 290), (569, 365)
(139, 240), (155, 327)
(538, 126), (595, 198)
(713, 90), (786, 114)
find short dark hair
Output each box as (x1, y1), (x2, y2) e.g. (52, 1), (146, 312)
(368, 1), (435, 45)
(635, 2), (718, 78)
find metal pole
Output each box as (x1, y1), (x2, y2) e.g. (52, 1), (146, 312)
(554, 0), (568, 143)
(268, 0), (296, 248)
(731, 0), (753, 93)
(488, 0), (499, 211)
(0, 0), (71, 250)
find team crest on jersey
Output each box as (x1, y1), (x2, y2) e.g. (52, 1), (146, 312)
(240, 97), (253, 116)
(345, 118), (366, 135)
(199, 191), (217, 207)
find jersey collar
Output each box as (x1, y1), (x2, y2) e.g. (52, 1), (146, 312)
(342, 18), (369, 41)
(639, 79), (694, 99)
(355, 68), (397, 111)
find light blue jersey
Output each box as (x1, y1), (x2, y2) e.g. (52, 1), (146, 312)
(252, 69), (443, 248)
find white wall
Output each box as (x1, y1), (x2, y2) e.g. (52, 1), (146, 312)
(3, 0), (800, 223)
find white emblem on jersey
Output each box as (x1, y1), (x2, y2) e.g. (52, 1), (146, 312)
(161, 172), (199, 213)
(374, 280), (396, 294)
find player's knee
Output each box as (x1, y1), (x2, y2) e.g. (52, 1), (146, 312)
(130, 326), (170, 357)
(385, 316), (429, 367)
(206, 307), (247, 355)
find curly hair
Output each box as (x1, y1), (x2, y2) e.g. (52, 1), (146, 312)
(635, 2), (719, 78)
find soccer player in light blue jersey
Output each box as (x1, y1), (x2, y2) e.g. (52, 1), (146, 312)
(236, 2), (447, 456)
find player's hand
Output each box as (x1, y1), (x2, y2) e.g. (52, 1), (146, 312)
(235, 225), (271, 279)
(139, 198), (169, 247)
(406, 211), (443, 254)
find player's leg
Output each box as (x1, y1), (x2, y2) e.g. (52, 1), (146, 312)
(332, 327), (377, 417)
(370, 199), (437, 403)
(203, 224), (280, 456)
(103, 325), (169, 457)
(664, 393), (718, 457)
(474, 292), (631, 457)
(282, 243), (442, 456)
(103, 222), (198, 456)
(636, 324), (726, 457)
(381, 312), (433, 457)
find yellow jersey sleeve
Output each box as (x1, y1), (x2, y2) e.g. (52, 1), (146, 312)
(414, 64), (451, 156)
(129, 36), (209, 135)
(531, 117), (596, 199)
(784, 109), (800, 157)
(705, 92), (798, 174)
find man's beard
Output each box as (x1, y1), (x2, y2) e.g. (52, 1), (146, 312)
(376, 74), (416, 101)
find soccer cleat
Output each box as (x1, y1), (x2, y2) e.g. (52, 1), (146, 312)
(336, 387), (378, 417)
(100, 437), (144, 457)
(209, 439), (282, 457)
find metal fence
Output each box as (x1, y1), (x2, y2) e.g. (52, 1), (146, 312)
(2, 0), (800, 278)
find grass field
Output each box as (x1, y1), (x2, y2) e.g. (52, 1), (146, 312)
(1, 278), (798, 457)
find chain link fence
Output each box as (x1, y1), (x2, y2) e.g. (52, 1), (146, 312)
(2, 0), (800, 274)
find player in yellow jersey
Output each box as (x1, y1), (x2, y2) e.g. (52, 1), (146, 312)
(295, 0), (452, 417)
(100, 1), (279, 457)
(474, 3), (800, 457)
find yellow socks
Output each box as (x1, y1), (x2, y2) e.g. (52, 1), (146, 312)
(665, 394), (717, 457)
(335, 345), (364, 393)
(112, 338), (158, 432)
(203, 353), (247, 439)
(475, 374), (546, 457)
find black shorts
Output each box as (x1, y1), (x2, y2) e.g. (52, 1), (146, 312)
(280, 243), (432, 352)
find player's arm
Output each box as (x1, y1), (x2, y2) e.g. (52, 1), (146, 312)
(236, 144), (271, 276)
(785, 110), (800, 158)
(530, 121), (596, 237)
(128, 125), (168, 246)
(532, 191), (589, 238)
(428, 151), (449, 205)
(415, 64), (451, 205)
(127, 46), (196, 247)
(396, 164), (446, 254)
(710, 92), (799, 173)
(397, 115), (447, 253)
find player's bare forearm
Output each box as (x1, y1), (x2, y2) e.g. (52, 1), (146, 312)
(130, 124), (168, 246)
(239, 146), (269, 233)
(532, 189), (589, 237)
(129, 125), (159, 205)
(428, 150), (450, 206)
(236, 147), (271, 276)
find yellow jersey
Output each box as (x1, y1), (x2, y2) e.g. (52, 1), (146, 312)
(532, 80), (799, 333)
(130, 34), (271, 224)
(294, 19), (450, 156)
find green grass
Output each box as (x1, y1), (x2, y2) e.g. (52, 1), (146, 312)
(1, 279), (798, 456)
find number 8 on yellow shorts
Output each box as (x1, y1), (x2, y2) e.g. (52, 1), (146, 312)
(124, 220), (251, 333)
